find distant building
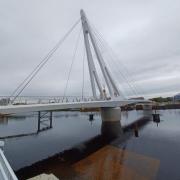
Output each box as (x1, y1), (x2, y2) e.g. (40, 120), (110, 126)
(174, 93), (180, 102)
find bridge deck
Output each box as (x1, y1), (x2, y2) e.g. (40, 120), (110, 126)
(0, 99), (150, 114)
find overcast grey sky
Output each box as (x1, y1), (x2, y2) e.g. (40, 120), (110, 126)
(0, 0), (180, 98)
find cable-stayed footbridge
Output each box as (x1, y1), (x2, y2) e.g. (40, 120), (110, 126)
(0, 10), (151, 118)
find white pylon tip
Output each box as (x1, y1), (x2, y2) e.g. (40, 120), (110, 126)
(80, 9), (85, 16)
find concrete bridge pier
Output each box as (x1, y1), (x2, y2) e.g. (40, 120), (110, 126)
(143, 104), (152, 118)
(100, 107), (122, 137)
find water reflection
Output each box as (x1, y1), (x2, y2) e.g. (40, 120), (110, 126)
(101, 121), (122, 138)
(8, 115), (26, 121)
(16, 116), (151, 180)
(0, 116), (8, 125)
(152, 114), (161, 127)
(134, 123), (139, 137)
(1, 110), (180, 180)
(122, 110), (129, 119)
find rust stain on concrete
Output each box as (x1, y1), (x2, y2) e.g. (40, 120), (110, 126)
(73, 145), (160, 180)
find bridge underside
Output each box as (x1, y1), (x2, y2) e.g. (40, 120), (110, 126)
(0, 99), (150, 115)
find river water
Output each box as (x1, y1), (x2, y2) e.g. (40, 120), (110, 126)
(0, 109), (180, 180)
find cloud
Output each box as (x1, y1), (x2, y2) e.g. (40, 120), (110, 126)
(0, 0), (179, 98)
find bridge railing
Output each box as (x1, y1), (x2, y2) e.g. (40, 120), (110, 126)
(0, 96), (95, 106)
(0, 148), (18, 180)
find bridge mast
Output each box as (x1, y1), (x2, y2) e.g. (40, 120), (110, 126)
(80, 10), (103, 99)
(80, 9), (120, 99)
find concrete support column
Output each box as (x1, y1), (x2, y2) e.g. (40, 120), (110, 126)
(100, 107), (122, 137)
(143, 104), (152, 118)
(100, 107), (121, 122)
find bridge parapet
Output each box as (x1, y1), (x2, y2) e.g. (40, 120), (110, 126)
(0, 141), (18, 180)
(0, 96), (96, 106)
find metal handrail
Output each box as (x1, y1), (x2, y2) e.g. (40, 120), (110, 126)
(0, 148), (18, 180)
(0, 96), (95, 106)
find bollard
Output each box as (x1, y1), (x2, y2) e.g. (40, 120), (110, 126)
(89, 114), (94, 120)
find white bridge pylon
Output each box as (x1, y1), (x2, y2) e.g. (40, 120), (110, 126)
(80, 10), (120, 100)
